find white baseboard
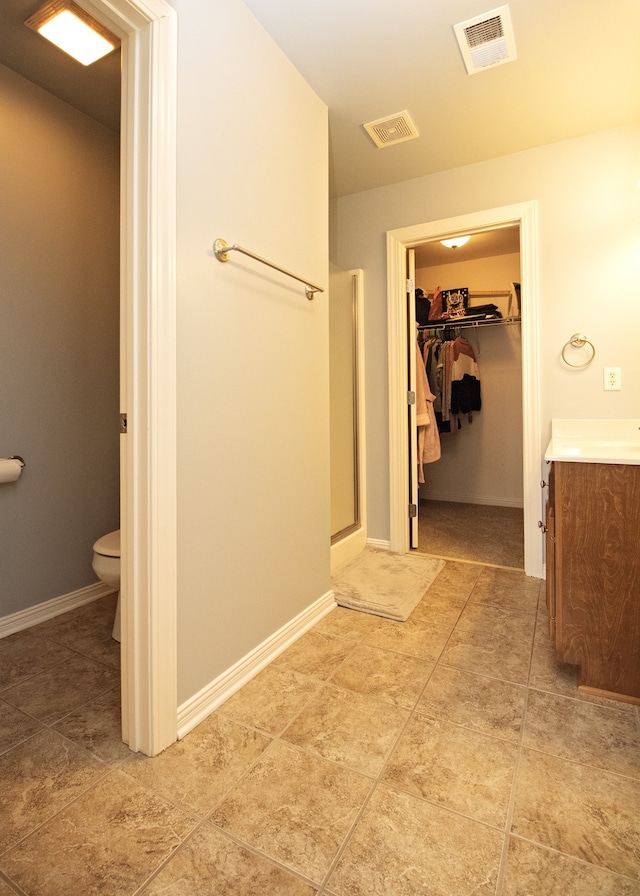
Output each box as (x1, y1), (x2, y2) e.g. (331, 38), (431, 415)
(177, 590), (337, 740)
(366, 538), (391, 551)
(0, 582), (116, 639)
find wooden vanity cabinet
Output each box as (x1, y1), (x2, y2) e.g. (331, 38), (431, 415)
(546, 460), (640, 704)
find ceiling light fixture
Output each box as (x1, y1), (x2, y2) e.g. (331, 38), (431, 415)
(440, 236), (471, 249)
(25, 1), (120, 66)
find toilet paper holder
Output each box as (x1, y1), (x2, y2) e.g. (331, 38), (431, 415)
(9, 455), (25, 467)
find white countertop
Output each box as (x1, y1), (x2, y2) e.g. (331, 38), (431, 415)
(545, 419), (640, 465)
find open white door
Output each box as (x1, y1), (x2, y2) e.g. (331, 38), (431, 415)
(407, 249), (418, 549)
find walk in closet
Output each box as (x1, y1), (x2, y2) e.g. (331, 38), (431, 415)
(412, 226), (524, 568)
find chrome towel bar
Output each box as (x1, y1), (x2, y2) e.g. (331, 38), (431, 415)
(214, 239), (323, 300)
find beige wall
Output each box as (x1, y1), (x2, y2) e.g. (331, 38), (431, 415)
(170, 0), (330, 705)
(331, 123), (640, 543)
(416, 252), (523, 507)
(0, 63), (120, 616)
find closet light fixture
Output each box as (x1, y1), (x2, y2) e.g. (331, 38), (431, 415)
(25, 1), (120, 66)
(441, 236), (471, 249)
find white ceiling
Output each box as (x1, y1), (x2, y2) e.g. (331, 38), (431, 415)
(1, 0), (638, 202)
(243, 0), (640, 198)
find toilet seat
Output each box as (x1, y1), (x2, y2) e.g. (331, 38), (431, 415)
(93, 529), (120, 558)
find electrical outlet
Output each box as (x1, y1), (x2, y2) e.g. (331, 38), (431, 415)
(604, 367), (622, 391)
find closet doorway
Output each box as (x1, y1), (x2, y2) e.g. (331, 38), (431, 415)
(413, 228), (523, 568)
(386, 202), (543, 579)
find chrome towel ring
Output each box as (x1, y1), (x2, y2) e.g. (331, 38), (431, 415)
(561, 333), (595, 368)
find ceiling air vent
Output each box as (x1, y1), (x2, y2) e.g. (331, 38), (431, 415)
(363, 111), (419, 149)
(454, 5), (517, 75)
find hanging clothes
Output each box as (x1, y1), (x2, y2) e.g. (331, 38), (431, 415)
(417, 329), (482, 431)
(415, 341), (441, 483)
(450, 336), (481, 423)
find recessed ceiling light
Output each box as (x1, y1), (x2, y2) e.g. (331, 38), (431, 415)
(25, 1), (120, 66)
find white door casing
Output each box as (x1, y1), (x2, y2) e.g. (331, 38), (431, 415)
(386, 202), (542, 578)
(82, 0), (178, 755)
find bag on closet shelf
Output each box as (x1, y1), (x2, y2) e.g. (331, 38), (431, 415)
(415, 288), (431, 325)
(427, 286), (443, 321)
(441, 287), (468, 319)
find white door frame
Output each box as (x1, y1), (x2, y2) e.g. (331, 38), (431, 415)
(386, 202), (543, 579)
(84, 0), (178, 755)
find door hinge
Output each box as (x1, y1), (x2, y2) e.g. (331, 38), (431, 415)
(406, 278), (414, 293)
(407, 390), (416, 405)
(409, 503), (417, 518)
(119, 413), (128, 434)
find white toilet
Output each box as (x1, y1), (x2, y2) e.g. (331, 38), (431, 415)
(92, 529), (121, 642)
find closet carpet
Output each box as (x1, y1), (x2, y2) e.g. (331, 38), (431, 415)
(417, 499), (525, 569)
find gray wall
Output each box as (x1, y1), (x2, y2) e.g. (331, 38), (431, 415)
(330, 124), (640, 544)
(0, 63), (120, 617)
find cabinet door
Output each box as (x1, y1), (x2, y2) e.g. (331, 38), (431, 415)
(555, 461), (640, 699)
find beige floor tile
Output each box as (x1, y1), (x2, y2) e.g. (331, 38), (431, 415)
(512, 748), (640, 880)
(326, 784), (503, 896)
(383, 713), (518, 827)
(219, 666), (321, 736)
(529, 621), (580, 696)
(282, 683), (410, 776)
(0, 629), (76, 691)
(502, 837), (640, 895)
(210, 740), (371, 884)
(1, 653), (119, 725)
(363, 615), (452, 662)
(439, 625), (532, 683)
(33, 595), (121, 670)
(0, 728), (108, 853)
(2, 769), (196, 896)
(417, 665), (526, 743)
(415, 558), (482, 599)
(313, 606), (381, 641)
(124, 712), (270, 817)
(409, 587), (467, 628)
(0, 877), (18, 896)
(0, 698), (44, 755)
(330, 643), (434, 709)
(523, 690), (640, 780)
(140, 824), (317, 895)
(455, 601), (537, 641)
(272, 630), (357, 681)
(469, 567), (541, 615)
(52, 687), (132, 765)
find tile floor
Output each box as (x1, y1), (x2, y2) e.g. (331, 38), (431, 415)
(1, 563), (640, 895)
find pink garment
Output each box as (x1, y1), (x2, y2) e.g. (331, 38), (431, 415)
(415, 342), (441, 483)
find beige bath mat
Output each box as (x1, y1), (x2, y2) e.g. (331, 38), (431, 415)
(332, 548), (445, 621)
